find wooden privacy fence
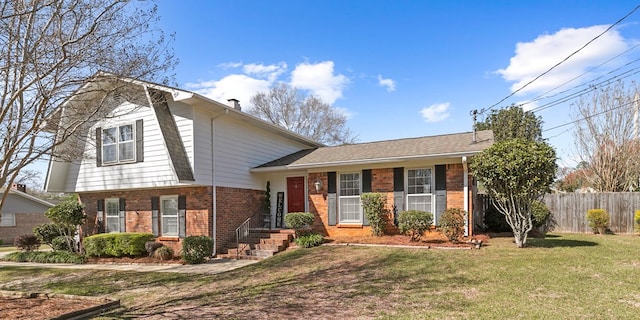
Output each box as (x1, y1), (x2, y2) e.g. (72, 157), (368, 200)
(544, 193), (638, 234)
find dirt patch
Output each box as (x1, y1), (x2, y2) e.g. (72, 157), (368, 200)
(0, 291), (118, 320)
(326, 232), (490, 248)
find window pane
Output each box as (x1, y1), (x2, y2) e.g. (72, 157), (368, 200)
(0, 213), (15, 226)
(103, 145), (117, 163)
(119, 141), (134, 161)
(103, 127), (116, 144)
(407, 195), (432, 212)
(106, 217), (120, 233)
(119, 125), (133, 142)
(162, 199), (178, 216)
(161, 197), (179, 236)
(106, 200), (119, 217)
(162, 217), (178, 235)
(339, 197), (361, 222)
(408, 169), (432, 194)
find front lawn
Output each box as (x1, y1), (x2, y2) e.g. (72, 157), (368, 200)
(1, 233), (639, 319)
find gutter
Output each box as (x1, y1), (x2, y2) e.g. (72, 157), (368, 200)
(462, 156), (469, 237)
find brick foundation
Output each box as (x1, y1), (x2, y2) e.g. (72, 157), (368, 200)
(215, 186), (264, 251)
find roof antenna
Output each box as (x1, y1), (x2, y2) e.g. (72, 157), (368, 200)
(470, 109), (478, 144)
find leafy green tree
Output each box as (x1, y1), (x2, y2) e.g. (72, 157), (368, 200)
(476, 105), (543, 142)
(471, 139), (557, 247)
(45, 195), (86, 253)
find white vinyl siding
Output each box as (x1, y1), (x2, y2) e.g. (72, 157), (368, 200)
(161, 195), (179, 236)
(407, 168), (434, 221)
(0, 212), (15, 227)
(105, 198), (120, 233)
(339, 172), (362, 223)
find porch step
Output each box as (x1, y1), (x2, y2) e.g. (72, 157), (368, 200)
(220, 229), (295, 260)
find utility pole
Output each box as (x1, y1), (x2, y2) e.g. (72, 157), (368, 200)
(470, 109), (478, 143)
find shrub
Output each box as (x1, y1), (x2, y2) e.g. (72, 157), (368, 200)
(586, 209), (610, 234)
(284, 212), (314, 236)
(361, 193), (389, 236)
(83, 233), (154, 257)
(3, 251), (86, 264)
(145, 241), (164, 256)
(635, 210), (640, 235)
(51, 236), (74, 252)
(181, 236), (214, 264)
(0, 239), (3, 245)
(34, 223), (72, 247)
(439, 208), (466, 242)
(483, 204), (511, 232)
(153, 245), (174, 261)
(294, 233), (324, 248)
(14, 234), (40, 251)
(398, 210), (433, 241)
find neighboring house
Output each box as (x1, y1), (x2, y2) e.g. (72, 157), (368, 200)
(0, 184), (54, 244)
(45, 74), (494, 255)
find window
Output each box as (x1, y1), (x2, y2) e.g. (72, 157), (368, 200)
(339, 172), (361, 223)
(102, 124), (135, 164)
(105, 198), (120, 233)
(407, 168), (433, 218)
(0, 213), (15, 227)
(161, 195), (179, 236)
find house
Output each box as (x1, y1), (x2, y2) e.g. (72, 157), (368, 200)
(0, 184), (54, 244)
(45, 74), (494, 255)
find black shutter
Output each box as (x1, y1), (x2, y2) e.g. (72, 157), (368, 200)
(327, 172), (337, 226)
(135, 119), (144, 163)
(362, 169), (372, 193)
(96, 127), (102, 167)
(393, 167), (404, 191)
(96, 199), (105, 233)
(119, 198), (126, 232)
(435, 165), (446, 190)
(178, 195), (186, 238)
(151, 197), (159, 236)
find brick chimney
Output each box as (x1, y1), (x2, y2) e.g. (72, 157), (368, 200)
(11, 183), (26, 193)
(227, 99), (241, 111)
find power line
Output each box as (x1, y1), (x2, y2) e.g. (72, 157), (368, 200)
(542, 97), (639, 132)
(480, 4), (640, 114)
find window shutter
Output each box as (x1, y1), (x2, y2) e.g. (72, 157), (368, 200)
(435, 165), (446, 191)
(178, 195), (186, 238)
(393, 167), (404, 192)
(151, 197), (159, 236)
(327, 172), (337, 226)
(96, 199), (105, 233)
(362, 169), (372, 193)
(135, 119), (144, 163)
(119, 198), (126, 232)
(393, 192), (404, 226)
(96, 128), (102, 167)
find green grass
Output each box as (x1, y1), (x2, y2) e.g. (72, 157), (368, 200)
(1, 233), (639, 319)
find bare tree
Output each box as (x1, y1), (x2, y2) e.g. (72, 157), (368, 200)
(249, 83), (357, 145)
(0, 0), (176, 217)
(573, 81), (640, 191)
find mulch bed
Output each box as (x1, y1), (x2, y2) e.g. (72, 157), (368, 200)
(0, 291), (118, 320)
(326, 232), (490, 248)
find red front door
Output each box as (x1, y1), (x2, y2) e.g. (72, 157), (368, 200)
(287, 176), (306, 213)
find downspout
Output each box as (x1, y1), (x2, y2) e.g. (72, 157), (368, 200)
(462, 156), (469, 236)
(210, 109), (228, 256)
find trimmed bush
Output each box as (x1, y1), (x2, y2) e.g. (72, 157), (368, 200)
(181, 236), (214, 264)
(586, 209), (610, 234)
(398, 210), (433, 241)
(3, 251), (86, 264)
(153, 245), (174, 261)
(635, 210), (640, 235)
(83, 233), (154, 257)
(51, 236), (74, 252)
(284, 212), (314, 236)
(33, 223), (72, 247)
(439, 208), (466, 242)
(361, 193), (388, 236)
(294, 233), (324, 248)
(145, 241), (164, 256)
(14, 234), (40, 251)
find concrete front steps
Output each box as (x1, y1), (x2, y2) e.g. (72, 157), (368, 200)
(218, 229), (295, 260)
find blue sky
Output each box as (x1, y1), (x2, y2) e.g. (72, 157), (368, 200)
(153, 0), (640, 169)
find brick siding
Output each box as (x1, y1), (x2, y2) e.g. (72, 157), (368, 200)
(0, 213), (51, 244)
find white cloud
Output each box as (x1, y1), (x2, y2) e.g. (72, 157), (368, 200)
(243, 62), (287, 82)
(217, 61), (243, 69)
(497, 25), (630, 95)
(186, 74), (271, 109)
(377, 75), (396, 92)
(420, 102), (451, 123)
(290, 61), (349, 104)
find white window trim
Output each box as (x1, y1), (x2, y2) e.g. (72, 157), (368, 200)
(0, 212), (16, 227)
(406, 167), (436, 223)
(338, 172), (363, 224)
(102, 122), (136, 166)
(160, 195), (179, 237)
(105, 198), (120, 233)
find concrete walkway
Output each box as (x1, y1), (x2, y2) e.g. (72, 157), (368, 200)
(0, 251), (258, 275)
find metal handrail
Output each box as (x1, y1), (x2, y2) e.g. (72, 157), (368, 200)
(235, 217), (251, 259)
